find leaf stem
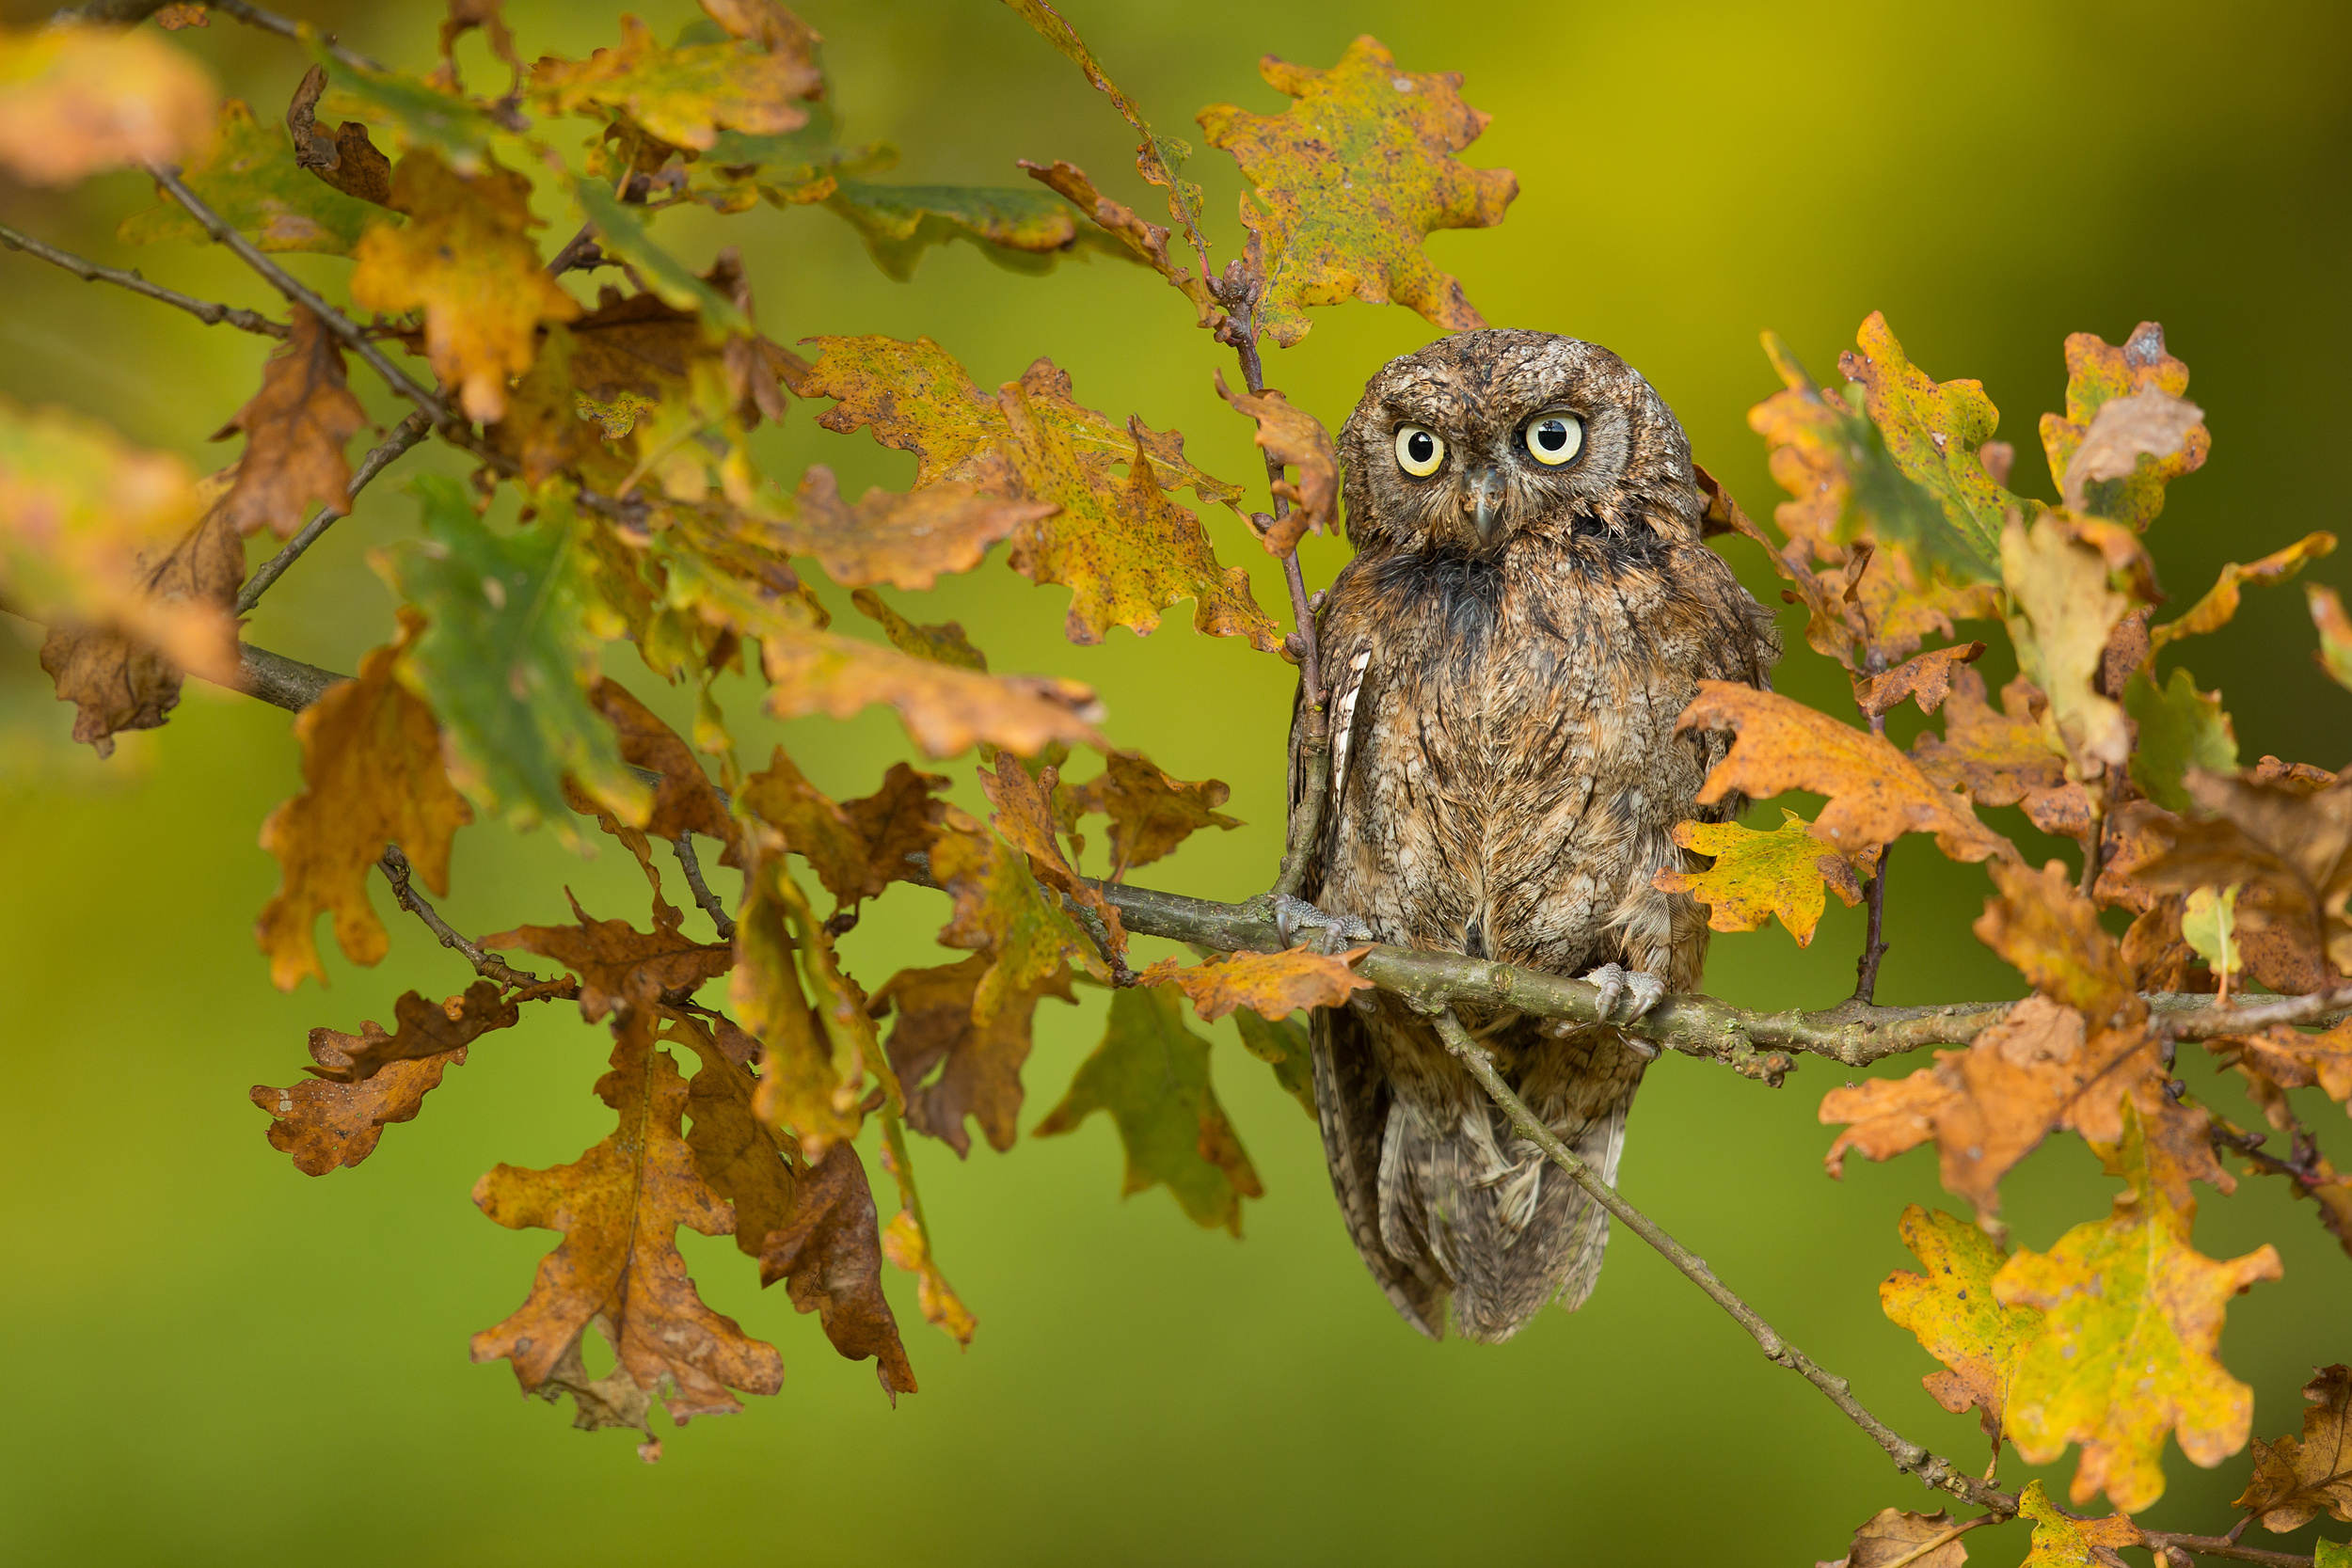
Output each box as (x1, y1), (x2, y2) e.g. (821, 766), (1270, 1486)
(1428, 1005), (2010, 1511)
(1855, 840), (1892, 1004)
(1877, 1513), (1997, 1568)
(236, 410), (433, 613)
(0, 217), (289, 338)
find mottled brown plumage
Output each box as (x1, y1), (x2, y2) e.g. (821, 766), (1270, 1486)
(1292, 330), (1779, 1341)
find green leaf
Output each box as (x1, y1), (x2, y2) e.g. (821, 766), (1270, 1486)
(1033, 985), (1262, 1234)
(2015, 1480), (2144, 1566)
(2181, 885), (2242, 980)
(2312, 585), (2352, 691)
(2124, 666), (2238, 813)
(1232, 1009), (1314, 1117)
(569, 178), (750, 333)
(2316, 1540), (2352, 1568)
(828, 179), (1136, 280)
(373, 478), (646, 848)
(691, 100), (891, 211)
(119, 100), (380, 256)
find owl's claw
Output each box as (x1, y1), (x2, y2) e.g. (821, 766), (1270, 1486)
(1272, 895), (1375, 955)
(1584, 962), (1667, 1024)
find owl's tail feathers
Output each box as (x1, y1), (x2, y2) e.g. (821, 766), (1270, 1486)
(1311, 1006), (1450, 1338)
(1438, 1086), (1629, 1342)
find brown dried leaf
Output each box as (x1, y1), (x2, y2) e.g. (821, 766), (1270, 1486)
(471, 1013), (784, 1439)
(979, 750), (1124, 956)
(737, 745), (886, 905)
(1140, 945), (1374, 1022)
(1912, 669), (2069, 808)
(756, 1140), (917, 1400)
(212, 309), (367, 537)
(843, 762), (950, 887)
(762, 466), (1050, 592)
(431, 0), (519, 91)
(1213, 370), (1337, 553)
(1019, 157), (1217, 323)
(286, 66), (395, 207)
(1855, 641), (1986, 719)
(1976, 859), (2141, 1027)
(252, 1035), (470, 1176)
(1678, 681), (2015, 866)
(305, 978), (517, 1082)
(2130, 770), (2352, 994)
(2233, 1365), (2352, 1534)
(1819, 1506), (1974, 1568)
(661, 1008), (797, 1259)
(485, 893), (733, 1024)
(875, 955), (1073, 1157)
(255, 610), (471, 990)
(588, 677), (735, 848)
(1062, 748), (1240, 879)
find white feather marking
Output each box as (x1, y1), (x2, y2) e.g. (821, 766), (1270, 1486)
(1327, 647), (1372, 824)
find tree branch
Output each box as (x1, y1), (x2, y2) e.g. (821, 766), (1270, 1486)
(0, 218), (288, 338)
(672, 832), (736, 942)
(143, 166), (453, 426)
(2138, 1532), (2315, 1568)
(236, 410), (432, 613)
(1427, 1005), (2010, 1510)
(377, 843), (551, 991)
(203, 0), (390, 75)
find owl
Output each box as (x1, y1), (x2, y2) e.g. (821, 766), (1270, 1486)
(1280, 330), (1780, 1342)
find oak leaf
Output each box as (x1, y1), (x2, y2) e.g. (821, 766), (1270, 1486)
(756, 1140), (917, 1399)
(568, 177), (752, 335)
(1035, 984), (1263, 1235)
(980, 750), (1124, 956)
(38, 491), (240, 755)
(1195, 37), (1515, 347)
(874, 954), (1074, 1157)
(1677, 682), (2015, 867)
(827, 178), (1133, 281)
(2233, 1365), (2352, 1533)
(1214, 371), (1337, 552)
(757, 612), (1106, 758)
(735, 744), (930, 907)
(311, 54), (501, 174)
(1818, 1507), (1973, 1568)
(214, 306), (368, 538)
(766, 466), (1052, 591)
(850, 588), (987, 671)
(1974, 858), (2140, 1029)
(428, 0), (519, 92)
(252, 1019), (477, 1177)
(844, 763), (951, 886)
(588, 677), (735, 848)
(2150, 532), (2334, 654)
(1021, 158), (1218, 323)
(254, 609), (471, 990)
(2058, 389), (2205, 516)
(2002, 515), (2137, 779)
(1655, 808), (1863, 947)
(2014, 1481), (2141, 1568)
(932, 805), (1104, 1022)
(0, 22), (215, 186)
(1882, 1205), (2042, 1444)
(528, 13), (818, 150)
(1061, 747), (1240, 879)
(349, 151), (582, 422)
(1233, 1010), (1316, 1116)
(2038, 323), (2209, 531)
(485, 891), (733, 1024)
(660, 1008), (797, 1262)
(1994, 1096), (2281, 1512)
(119, 99), (378, 254)
(471, 1013), (785, 1443)
(1910, 670), (2079, 823)
(2128, 768), (2352, 994)
(1854, 641), (1985, 719)
(374, 478), (648, 846)
(1141, 944), (1373, 1022)
(305, 978), (516, 1083)
(2123, 668), (2237, 814)
(285, 63), (395, 207)
(875, 1115), (976, 1344)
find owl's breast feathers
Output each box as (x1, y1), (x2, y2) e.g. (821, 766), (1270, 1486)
(1300, 526), (1776, 981)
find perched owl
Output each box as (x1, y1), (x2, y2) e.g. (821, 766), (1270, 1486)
(1281, 330), (1780, 1342)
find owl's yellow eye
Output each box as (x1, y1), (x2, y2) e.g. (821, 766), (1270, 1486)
(1394, 424), (1445, 477)
(1525, 413), (1584, 467)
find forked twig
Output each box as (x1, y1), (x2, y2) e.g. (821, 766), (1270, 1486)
(376, 843), (547, 990)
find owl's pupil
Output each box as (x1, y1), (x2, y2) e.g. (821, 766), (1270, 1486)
(1407, 432), (1435, 462)
(1535, 421), (1566, 451)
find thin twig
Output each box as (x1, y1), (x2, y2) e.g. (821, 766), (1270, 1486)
(377, 843), (548, 990)
(1856, 840), (1892, 1005)
(236, 411), (433, 613)
(204, 0), (389, 74)
(1427, 1006), (2009, 1511)
(2167, 985), (2352, 1039)
(0, 218), (288, 338)
(143, 166), (453, 426)
(672, 832), (737, 942)
(546, 223), (605, 277)
(2138, 1532), (2315, 1568)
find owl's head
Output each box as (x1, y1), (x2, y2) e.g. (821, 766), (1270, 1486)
(1336, 329), (1700, 555)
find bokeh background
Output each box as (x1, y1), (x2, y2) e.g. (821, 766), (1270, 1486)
(4, 0), (2350, 1561)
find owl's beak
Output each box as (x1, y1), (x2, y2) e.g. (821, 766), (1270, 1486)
(1466, 466), (1505, 539)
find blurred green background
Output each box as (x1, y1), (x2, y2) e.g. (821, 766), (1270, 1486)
(4, 0), (2350, 1561)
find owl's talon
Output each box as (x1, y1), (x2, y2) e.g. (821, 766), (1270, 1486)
(1272, 895), (1375, 955)
(1583, 962), (1667, 1023)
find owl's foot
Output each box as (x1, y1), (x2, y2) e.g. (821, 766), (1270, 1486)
(1272, 895), (1375, 955)
(1584, 962), (1667, 1024)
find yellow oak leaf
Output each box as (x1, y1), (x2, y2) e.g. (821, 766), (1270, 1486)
(1881, 1205), (2042, 1444)
(1654, 807), (1861, 947)
(2037, 323), (2209, 531)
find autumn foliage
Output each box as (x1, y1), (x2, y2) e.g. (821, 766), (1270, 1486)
(8, 0), (2352, 1560)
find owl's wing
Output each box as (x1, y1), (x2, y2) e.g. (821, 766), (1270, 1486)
(1311, 1002), (1448, 1338)
(1285, 624), (1375, 889)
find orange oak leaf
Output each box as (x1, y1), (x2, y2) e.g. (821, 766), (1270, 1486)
(1912, 669), (2070, 806)
(2233, 1364), (2352, 1533)
(766, 466), (1053, 592)
(1677, 681), (2016, 866)
(283, 65), (394, 208)
(485, 893), (733, 1023)
(0, 23), (215, 186)
(980, 749), (1124, 956)
(304, 978), (518, 1082)
(1195, 37), (1515, 347)
(1881, 1205), (2042, 1445)
(38, 492), (240, 755)
(1141, 944), (1373, 1022)
(757, 613), (1106, 757)
(660, 1007), (798, 1261)
(1854, 641), (1986, 719)
(471, 1012), (784, 1446)
(737, 744), (895, 906)
(527, 12), (818, 150)
(1062, 747), (1240, 879)
(349, 150), (581, 421)
(252, 1036), (471, 1176)
(1976, 858), (2142, 1029)
(1213, 370), (1337, 553)
(873, 954), (1074, 1157)
(844, 762), (950, 884)
(213, 305), (368, 538)
(255, 609), (472, 991)
(2128, 769), (2352, 995)
(756, 1140), (917, 1400)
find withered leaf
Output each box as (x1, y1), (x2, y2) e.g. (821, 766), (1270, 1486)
(767, 466), (1052, 592)
(1911, 669), (2071, 810)
(660, 1008), (796, 1260)
(285, 64), (395, 207)
(305, 978), (517, 1082)
(874, 955), (1073, 1157)
(349, 151), (582, 421)
(431, 0), (519, 91)
(253, 1039), (468, 1176)
(255, 609), (472, 991)
(1140, 944), (1373, 1022)
(1062, 747), (1240, 879)
(1854, 641), (1985, 719)
(472, 1013), (785, 1440)
(2233, 1365), (2352, 1533)
(738, 745), (888, 906)
(1020, 157), (1218, 324)
(1655, 808), (1862, 948)
(842, 762), (950, 888)
(1195, 37), (1515, 347)
(2129, 769), (2352, 995)
(756, 1140), (917, 1400)
(850, 588), (987, 672)
(485, 891), (733, 1023)
(1881, 1204), (2042, 1445)
(589, 677), (735, 848)
(119, 97), (379, 254)
(1994, 1095), (2282, 1512)
(2037, 323), (2209, 531)
(1974, 858), (2141, 1028)
(931, 804), (1103, 1021)
(214, 306), (367, 538)
(1034, 983), (1263, 1235)
(1819, 1506), (1974, 1568)
(980, 750), (1124, 956)
(2003, 515), (2137, 779)
(1678, 682), (2015, 866)
(1214, 370), (1337, 552)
